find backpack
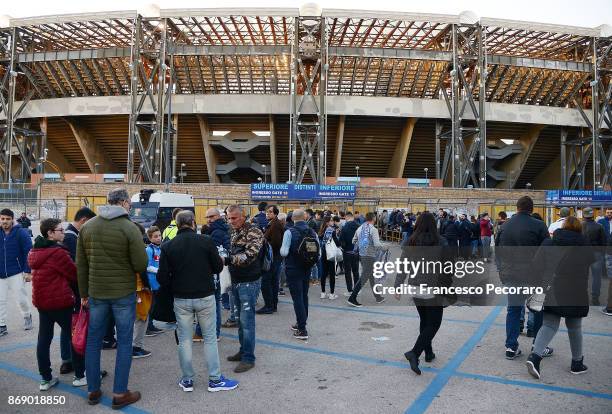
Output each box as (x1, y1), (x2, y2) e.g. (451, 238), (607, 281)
(260, 239), (273, 272)
(357, 224), (372, 254)
(294, 228), (320, 268)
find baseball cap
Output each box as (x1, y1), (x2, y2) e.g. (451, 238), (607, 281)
(582, 207), (594, 218)
(559, 207), (571, 218)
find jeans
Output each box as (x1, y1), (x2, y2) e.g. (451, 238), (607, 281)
(260, 257), (282, 310)
(343, 252), (359, 292)
(37, 308), (85, 381)
(286, 268), (310, 331)
(174, 296), (221, 382)
(471, 240), (479, 256)
(60, 325), (71, 362)
(310, 264), (319, 281)
(402, 232), (409, 244)
(232, 280), (261, 363)
(221, 292), (230, 310)
(505, 286), (543, 350)
(481, 236), (491, 259)
(86, 293), (136, 394)
(349, 256), (382, 302)
(0, 273), (31, 327)
(590, 251), (604, 299)
(411, 300), (443, 358)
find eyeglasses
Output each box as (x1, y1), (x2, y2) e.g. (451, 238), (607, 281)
(52, 228), (64, 233)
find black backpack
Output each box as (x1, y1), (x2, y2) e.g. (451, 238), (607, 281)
(293, 227), (319, 268)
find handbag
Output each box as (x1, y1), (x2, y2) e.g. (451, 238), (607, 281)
(526, 292), (546, 312)
(219, 265), (232, 294)
(151, 284), (176, 323)
(71, 306), (89, 356)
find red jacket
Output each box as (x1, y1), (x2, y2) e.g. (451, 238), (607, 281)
(480, 219), (493, 237)
(28, 241), (77, 311)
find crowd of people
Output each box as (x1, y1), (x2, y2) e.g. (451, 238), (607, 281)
(0, 190), (610, 408)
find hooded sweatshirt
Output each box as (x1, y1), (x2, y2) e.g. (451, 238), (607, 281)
(77, 205), (148, 300)
(1, 223), (32, 278)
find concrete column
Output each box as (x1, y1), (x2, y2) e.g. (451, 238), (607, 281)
(495, 124), (544, 189)
(197, 114), (218, 183)
(63, 117), (116, 173)
(172, 114), (179, 182)
(269, 115), (277, 183)
(44, 140), (75, 173)
(332, 115), (345, 177)
(387, 117), (417, 178)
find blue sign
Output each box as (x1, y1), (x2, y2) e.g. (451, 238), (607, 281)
(546, 190), (612, 205)
(250, 183), (356, 200)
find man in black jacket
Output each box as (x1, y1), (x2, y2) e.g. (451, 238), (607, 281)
(339, 213), (360, 295)
(581, 207), (606, 305)
(157, 210), (238, 393)
(499, 196), (549, 360)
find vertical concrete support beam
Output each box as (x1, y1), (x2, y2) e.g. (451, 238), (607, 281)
(495, 124), (544, 189)
(197, 114), (218, 183)
(44, 141), (75, 173)
(332, 115), (345, 177)
(533, 156), (562, 189)
(63, 117), (116, 173)
(172, 114), (179, 183)
(387, 117), (417, 178)
(269, 115), (278, 183)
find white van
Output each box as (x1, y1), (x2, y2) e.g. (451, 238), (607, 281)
(129, 189), (195, 231)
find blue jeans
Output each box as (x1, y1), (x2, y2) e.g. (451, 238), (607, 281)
(481, 236), (491, 259)
(286, 268), (310, 331)
(174, 296), (221, 382)
(590, 252), (604, 299)
(195, 279), (222, 338)
(60, 325), (71, 362)
(232, 280), (261, 363)
(310, 263), (319, 281)
(505, 286), (543, 350)
(86, 293), (136, 394)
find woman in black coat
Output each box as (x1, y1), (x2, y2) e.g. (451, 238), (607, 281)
(526, 216), (594, 380)
(394, 212), (454, 375)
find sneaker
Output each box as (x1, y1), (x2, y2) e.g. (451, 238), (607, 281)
(24, 314), (33, 331)
(328, 293), (338, 300)
(132, 347), (151, 359)
(505, 347), (522, 360)
(347, 298), (362, 308)
(208, 375), (239, 392)
(320, 292), (326, 299)
(404, 351), (421, 375)
(0, 325), (7, 336)
(234, 361), (255, 373)
(60, 361), (74, 375)
(178, 379), (194, 392)
(343, 291), (352, 297)
(255, 307), (273, 315)
(526, 353), (542, 379)
(602, 307), (612, 316)
(570, 357), (588, 375)
(531, 346), (554, 357)
(222, 319), (238, 328)
(102, 339), (117, 349)
(193, 334), (203, 342)
(39, 378), (59, 391)
(290, 324), (299, 332)
(293, 330), (309, 340)
(145, 326), (163, 337)
(425, 350), (436, 363)
(376, 297), (386, 304)
(72, 376), (87, 387)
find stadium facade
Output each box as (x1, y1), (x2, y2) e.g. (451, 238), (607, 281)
(0, 5), (610, 190)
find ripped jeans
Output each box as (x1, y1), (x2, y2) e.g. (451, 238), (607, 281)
(231, 279), (261, 363)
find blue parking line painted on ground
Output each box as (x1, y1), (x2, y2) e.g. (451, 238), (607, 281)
(405, 306), (504, 414)
(0, 360), (152, 414)
(454, 370), (612, 400)
(219, 332), (439, 373)
(0, 341), (38, 353)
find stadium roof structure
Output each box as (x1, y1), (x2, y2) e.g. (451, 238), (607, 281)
(0, 7), (610, 189)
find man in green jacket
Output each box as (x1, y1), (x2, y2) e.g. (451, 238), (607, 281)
(77, 188), (147, 409)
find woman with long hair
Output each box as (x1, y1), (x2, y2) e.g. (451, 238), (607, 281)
(526, 216), (594, 379)
(319, 216), (340, 300)
(394, 212), (454, 375)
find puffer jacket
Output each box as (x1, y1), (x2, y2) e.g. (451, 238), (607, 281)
(28, 236), (76, 311)
(77, 205), (148, 300)
(207, 219), (231, 250)
(1, 224), (32, 278)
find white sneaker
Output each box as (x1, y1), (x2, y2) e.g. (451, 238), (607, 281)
(40, 377), (59, 391)
(328, 293), (338, 300)
(343, 291), (352, 297)
(72, 376), (87, 387)
(320, 292), (326, 299)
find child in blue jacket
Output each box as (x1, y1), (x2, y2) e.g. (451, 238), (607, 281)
(145, 226), (162, 335)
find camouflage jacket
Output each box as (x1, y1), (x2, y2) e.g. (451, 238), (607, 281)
(229, 222), (264, 283)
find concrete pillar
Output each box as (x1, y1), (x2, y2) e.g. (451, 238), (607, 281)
(332, 115), (345, 177)
(197, 114), (218, 183)
(269, 115), (277, 183)
(387, 117), (417, 178)
(63, 117), (116, 173)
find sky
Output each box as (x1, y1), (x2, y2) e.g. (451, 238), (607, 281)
(2, 0), (611, 28)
